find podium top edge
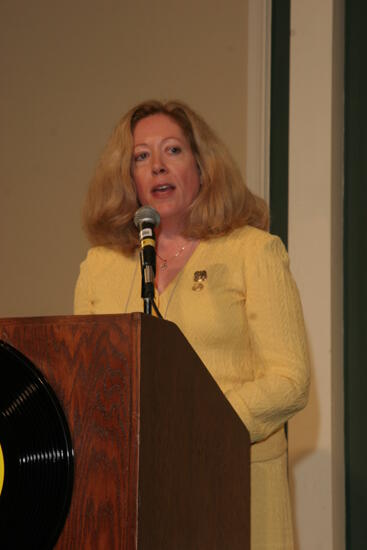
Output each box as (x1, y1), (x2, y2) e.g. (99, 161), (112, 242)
(0, 312), (146, 326)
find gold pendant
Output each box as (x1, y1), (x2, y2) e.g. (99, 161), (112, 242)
(192, 270), (207, 291)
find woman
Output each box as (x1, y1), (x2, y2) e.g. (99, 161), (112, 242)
(74, 100), (310, 549)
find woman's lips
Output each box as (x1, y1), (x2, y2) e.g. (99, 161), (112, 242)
(151, 184), (175, 194)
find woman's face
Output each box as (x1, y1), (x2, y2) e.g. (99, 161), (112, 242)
(132, 113), (201, 229)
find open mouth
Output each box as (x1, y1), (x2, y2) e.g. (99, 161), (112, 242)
(152, 184), (175, 194)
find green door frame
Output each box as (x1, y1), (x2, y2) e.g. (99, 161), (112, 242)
(344, 0), (367, 547)
(269, 0), (290, 246)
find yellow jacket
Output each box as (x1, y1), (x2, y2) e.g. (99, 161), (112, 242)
(74, 225), (310, 549)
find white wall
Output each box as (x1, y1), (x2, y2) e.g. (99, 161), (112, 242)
(287, 1), (345, 548)
(0, 0), (252, 318)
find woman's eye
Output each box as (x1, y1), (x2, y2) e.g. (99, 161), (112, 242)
(168, 146), (181, 155)
(134, 151), (148, 162)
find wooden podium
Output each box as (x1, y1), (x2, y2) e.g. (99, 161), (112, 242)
(0, 313), (250, 549)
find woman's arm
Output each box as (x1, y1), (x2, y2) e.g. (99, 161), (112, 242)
(226, 235), (310, 443)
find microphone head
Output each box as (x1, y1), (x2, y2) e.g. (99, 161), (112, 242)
(134, 206), (160, 228)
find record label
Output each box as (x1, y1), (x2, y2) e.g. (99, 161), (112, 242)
(0, 443), (4, 495)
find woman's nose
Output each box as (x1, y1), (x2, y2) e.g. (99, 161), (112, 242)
(151, 153), (167, 175)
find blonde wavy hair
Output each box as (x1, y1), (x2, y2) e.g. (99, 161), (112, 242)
(83, 99), (269, 253)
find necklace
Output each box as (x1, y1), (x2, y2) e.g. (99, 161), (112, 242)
(156, 245), (186, 270)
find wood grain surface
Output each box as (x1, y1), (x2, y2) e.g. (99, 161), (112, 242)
(0, 313), (250, 549)
(0, 313), (141, 550)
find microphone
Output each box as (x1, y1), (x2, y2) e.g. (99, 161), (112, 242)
(133, 206), (160, 313)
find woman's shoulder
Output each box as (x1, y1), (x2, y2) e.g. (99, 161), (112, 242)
(214, 225), (285, 254)
(81, 245), (137, 273)
(201, 227), (289, 274)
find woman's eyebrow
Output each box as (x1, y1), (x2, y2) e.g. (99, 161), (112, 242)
(134, 136), (184, 148)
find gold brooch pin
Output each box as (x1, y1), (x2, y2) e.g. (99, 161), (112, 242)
(192, 270), (207, 291)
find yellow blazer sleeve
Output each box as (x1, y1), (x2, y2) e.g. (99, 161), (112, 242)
(73, 256), (93, 314)
(226, 235), (310, 443)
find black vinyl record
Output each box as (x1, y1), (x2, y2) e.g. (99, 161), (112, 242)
(0, 340), (74, 549)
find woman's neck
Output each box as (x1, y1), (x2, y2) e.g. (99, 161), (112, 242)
(156, 218), (186, 245)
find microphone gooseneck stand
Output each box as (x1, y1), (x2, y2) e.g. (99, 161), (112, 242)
(133, 206), (163, 319)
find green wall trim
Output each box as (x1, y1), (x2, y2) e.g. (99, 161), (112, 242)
(344, 0), (367, 547)
(269, 0), (290, 247)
